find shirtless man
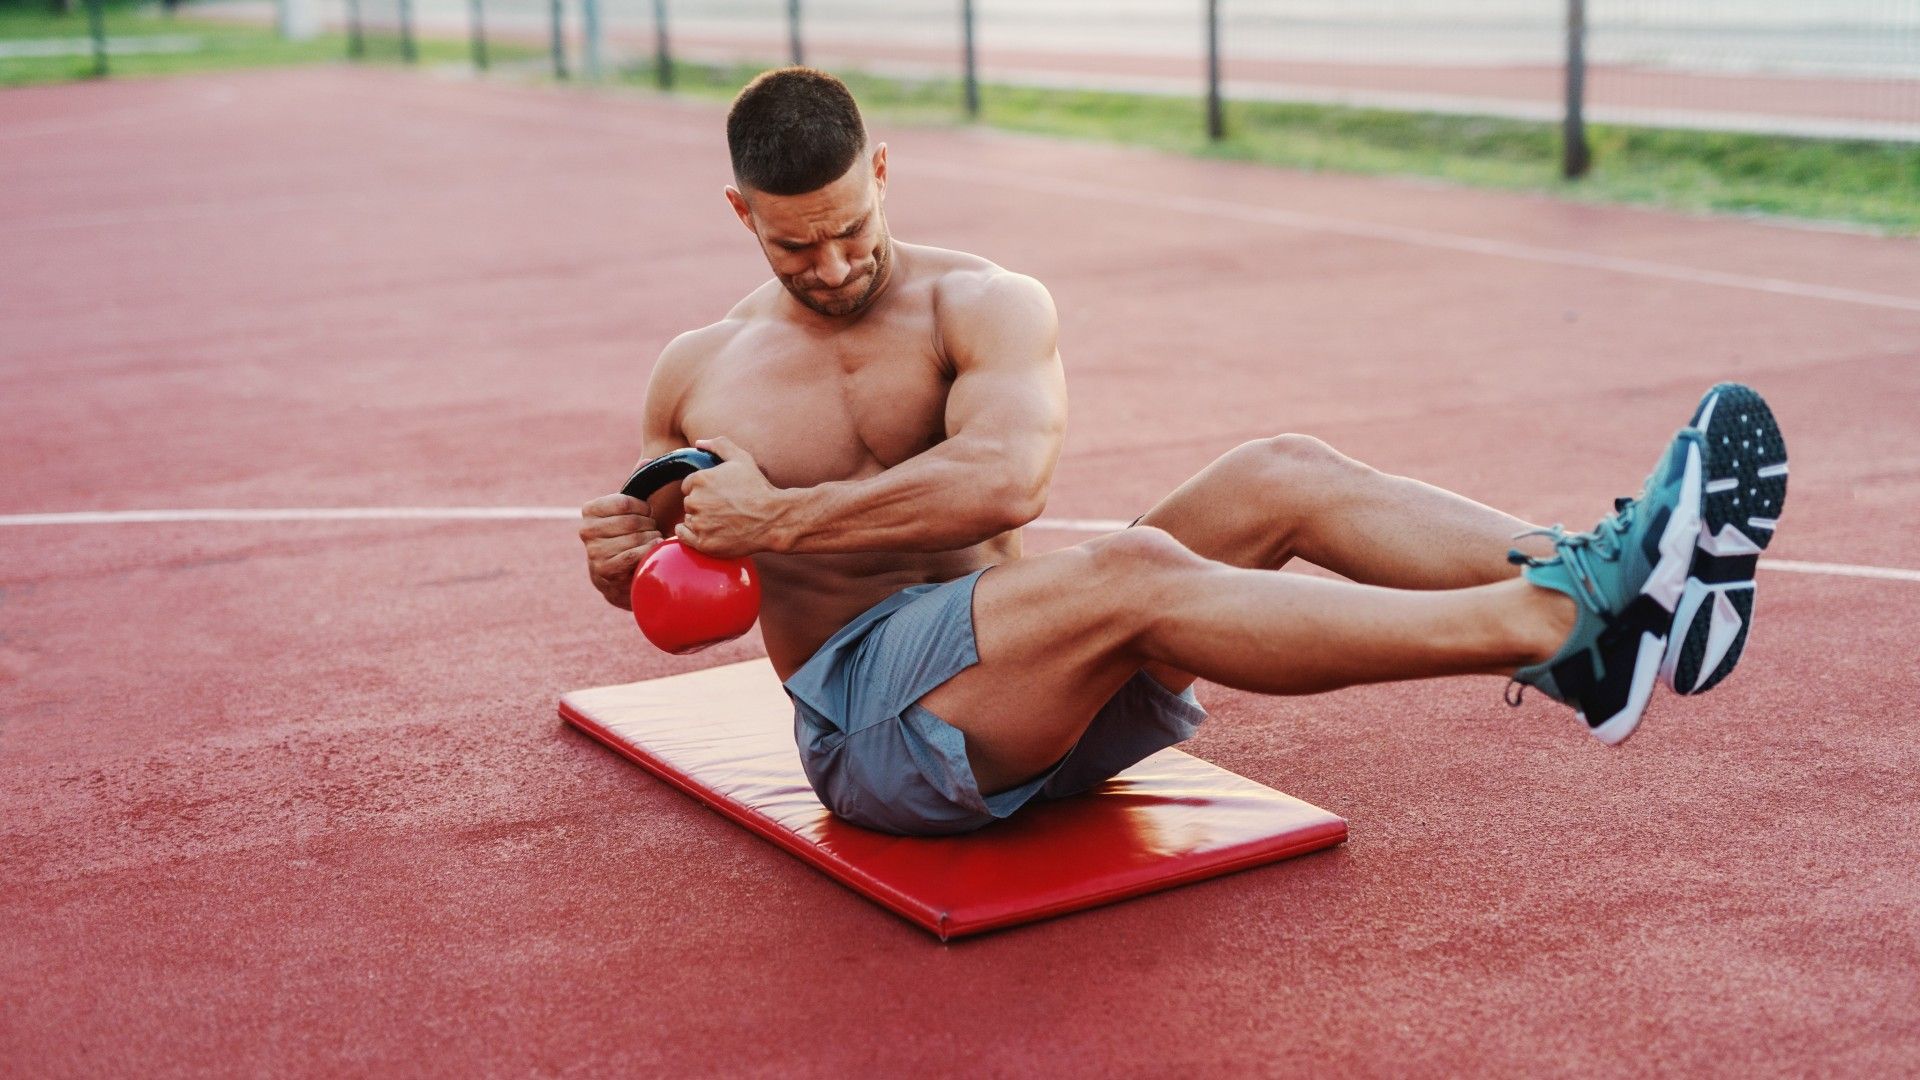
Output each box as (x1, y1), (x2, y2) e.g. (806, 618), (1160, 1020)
(579, 68), (1788, 836)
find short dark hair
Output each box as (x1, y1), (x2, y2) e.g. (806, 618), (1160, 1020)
(726, 67), (868, 196)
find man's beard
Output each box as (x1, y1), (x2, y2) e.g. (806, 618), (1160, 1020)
(786, 232), (891, 318)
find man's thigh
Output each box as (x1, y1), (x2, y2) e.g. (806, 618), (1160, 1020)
(914, 532), (1180, 795)
(1129, 448), (1300, 693)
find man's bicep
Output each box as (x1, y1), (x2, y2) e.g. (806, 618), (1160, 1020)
(943, 275), (1068, 503)
(633, 335), (701, 521)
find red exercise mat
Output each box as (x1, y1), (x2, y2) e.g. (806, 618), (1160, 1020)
(560, 662), (1347, 939)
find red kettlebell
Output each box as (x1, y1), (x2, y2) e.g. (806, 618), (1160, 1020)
(621, 448), (762, 655)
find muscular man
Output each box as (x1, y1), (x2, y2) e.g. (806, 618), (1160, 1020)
(579, 68), (1788, 836)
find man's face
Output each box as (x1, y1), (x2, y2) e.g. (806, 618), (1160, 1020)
(728, 146), (891, 318)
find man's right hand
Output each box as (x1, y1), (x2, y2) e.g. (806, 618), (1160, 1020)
(579, 494), (662, 610)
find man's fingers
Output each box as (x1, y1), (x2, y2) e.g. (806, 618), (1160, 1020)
(694, 436), (753, 466)
(587, 528), (658, 554)
(578, 513), (655, 541)
(611, 536), (662, 569)
(582, 493), (647, 518)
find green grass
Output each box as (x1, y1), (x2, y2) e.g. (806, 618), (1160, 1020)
(7, 7), (1911, 236)
(621, 59), (1920, 235)
(0, 0), (527, 85)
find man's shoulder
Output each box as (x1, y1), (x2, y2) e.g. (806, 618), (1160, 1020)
(648, 315), (752, 409)
(657, 297), (767, 369)
(912, 244), (1054, 327)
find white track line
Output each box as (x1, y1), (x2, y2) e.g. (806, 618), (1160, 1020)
(0, 85), (236, 142)
(2, 507), (1912, 583)
(319, 81), (1920, 316)
(1760, 559), (1920, 583)
(0, 507), (578, 526)
(915, 163), (1920, 316)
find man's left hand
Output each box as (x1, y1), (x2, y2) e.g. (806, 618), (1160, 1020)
(676, 436), (787, 559)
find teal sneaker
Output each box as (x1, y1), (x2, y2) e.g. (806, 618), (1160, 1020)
(1660, 383), (1787, 695)
(1508, 427), (1707, 745)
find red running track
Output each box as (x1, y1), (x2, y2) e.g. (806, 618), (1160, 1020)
(3, 66), (1919, 1077)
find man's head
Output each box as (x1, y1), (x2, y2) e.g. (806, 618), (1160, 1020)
(725, 68), (891, 318)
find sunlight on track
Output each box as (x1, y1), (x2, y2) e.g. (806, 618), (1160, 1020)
(0, 85), (236, 142)
(3, 508), (1913, 582)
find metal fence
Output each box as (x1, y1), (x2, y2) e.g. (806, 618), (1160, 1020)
(332, 0), (1920, 165)
(0, 0), (1800, 175)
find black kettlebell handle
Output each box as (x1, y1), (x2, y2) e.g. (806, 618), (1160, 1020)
(621, 448), (721, 502)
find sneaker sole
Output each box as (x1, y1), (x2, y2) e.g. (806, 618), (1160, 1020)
(1661, 383), (1786, 695)
(1584, 431), (1706, 746)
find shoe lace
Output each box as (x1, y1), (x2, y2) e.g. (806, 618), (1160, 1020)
(1502, 496), (1638, 709)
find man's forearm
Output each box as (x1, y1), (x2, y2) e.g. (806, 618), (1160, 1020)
(769, 442), (1043, 555)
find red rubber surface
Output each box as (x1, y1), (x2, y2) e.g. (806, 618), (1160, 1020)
(559, 662), (1347, 939)
(4, 67), (1919, 1076)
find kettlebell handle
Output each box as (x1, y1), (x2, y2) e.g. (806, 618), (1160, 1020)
(622, 448), (721, 502)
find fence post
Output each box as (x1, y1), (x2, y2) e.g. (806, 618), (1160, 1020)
(83, 0), (107, 76)
(277, 0), (319, 41)
(1563, 0), (1590, 179)
(1205, 0), (1224, 140)
(469, 0), (489, 70)
(398, 0), (417, 63)
(788, 0), (803, 67)
(549, 0), (569, 79)
(345, 0), (364, 59)
(582, 0), (602, 79)
(652, 0), (672, 88)
(961, 0), (979, 117)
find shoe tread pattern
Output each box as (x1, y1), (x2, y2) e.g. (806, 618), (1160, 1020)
(1676, 383), (1785, 694)
(1694, 382), (1787, 552)
(1669, 585), (1755, 695)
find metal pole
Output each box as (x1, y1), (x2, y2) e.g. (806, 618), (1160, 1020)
(549, 0), (568, 79)
(398, 0), (417, 63)
(1563, 0), (1590, 179)
(1205, 0), (1224, 140)
(468, 0), (489, 70)
(648, 0), (672, 88)
(961, 0), (978, 118)
(652, 0), (672, 88)
(83, 0), (107, 76)
(345, 0), (364, 59)
(788, 0), (803, 67)
(582, 0), (602, 80)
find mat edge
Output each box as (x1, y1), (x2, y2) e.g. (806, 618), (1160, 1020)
(559, 695), (950, 936)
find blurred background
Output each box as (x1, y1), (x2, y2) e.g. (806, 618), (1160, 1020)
(4, 0), (1919, 229)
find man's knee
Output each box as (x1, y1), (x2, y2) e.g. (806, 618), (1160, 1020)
(1086, 526), (1202, 577)
(1250, 432), (1363, 469)
(1078, 528), (1206, 637)
(1223, 433), (1373, 493)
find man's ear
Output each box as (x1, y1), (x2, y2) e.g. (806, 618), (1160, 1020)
(871, 143), (888, 201)
(724, 186), (756, 232)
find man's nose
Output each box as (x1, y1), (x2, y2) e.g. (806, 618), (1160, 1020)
(815, 249), (852, 288)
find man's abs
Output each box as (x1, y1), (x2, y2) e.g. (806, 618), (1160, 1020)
(756, 539), (1019, 680)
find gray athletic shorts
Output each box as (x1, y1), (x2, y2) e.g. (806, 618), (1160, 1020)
(783, 567), (1208, 836)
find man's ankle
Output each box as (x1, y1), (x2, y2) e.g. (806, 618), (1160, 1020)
(1518, 579), (1579, 667)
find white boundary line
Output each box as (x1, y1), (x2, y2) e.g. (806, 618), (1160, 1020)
(1760, 559), (1920, 583)
(2, 507), (1913, 582)
(309, 81), (1920, 315)
(0, 85), (237, 142)
(0, 507), (579, 526)
(914, 163), (1920, 316)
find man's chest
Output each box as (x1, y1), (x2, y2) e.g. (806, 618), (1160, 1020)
(679, 334), (952, 489)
